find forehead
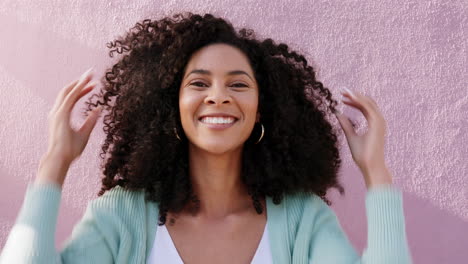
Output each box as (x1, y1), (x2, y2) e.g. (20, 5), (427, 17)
(183, 43), (254, 76)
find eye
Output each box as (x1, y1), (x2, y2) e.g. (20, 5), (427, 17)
(190, 81), (208, 87)
(231, 83), (248, 88)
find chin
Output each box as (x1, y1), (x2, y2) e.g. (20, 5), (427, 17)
(191, 140), (244, 155)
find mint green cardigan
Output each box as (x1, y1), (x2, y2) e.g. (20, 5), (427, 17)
(1, 182), (412, 263)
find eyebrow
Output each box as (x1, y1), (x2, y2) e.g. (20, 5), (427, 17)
(185, 69), (254, 82)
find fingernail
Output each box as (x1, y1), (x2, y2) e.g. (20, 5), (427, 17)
(342, 97), (352, 103)
(94, 106), (102, 113)
(81, 67), (94, 79)
(344, 87), (354, 97)
(87, 81), (98, 87)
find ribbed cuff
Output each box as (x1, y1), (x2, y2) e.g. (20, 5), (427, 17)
(365, 184), (411, 263)
(15, 181), (62, 251)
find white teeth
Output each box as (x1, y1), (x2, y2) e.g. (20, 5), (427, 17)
(200, 117), (236, 124)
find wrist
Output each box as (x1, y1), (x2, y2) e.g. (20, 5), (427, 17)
(363, 163), (393, 189)
(36, 152), (71, 188)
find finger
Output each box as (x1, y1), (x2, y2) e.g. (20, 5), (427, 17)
(365, 95), (378, 109)
(335, 113), (357, 140)
(341, 89), (372, 118)
(363, 95), (383, 118)
(56, 80), (97, 124)
(77, 81), (98, 98)
(341, 89), (379, 125)
(61, 67), (94, 113)
(349, 117), (358, 129)
(78, 106), (102, 136)
(50, 79), (79, 117)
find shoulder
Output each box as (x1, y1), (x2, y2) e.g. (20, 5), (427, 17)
(86, 185), (147, 216)
(59, 186), (149, 262)
(283, 191), (331, 218)
(76, 186), (149, 236)
(75, 186), (148, 249)
(269, 192), (341, 255)
(278, 192), (336, 236)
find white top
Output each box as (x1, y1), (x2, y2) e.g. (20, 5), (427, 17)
(147, 222), (272, 264)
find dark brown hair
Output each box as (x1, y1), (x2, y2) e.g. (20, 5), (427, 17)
(83, 12), (344, 225)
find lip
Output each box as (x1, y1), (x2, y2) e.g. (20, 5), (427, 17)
(198, 113), (239, 120)
(199, 120), (237, 130)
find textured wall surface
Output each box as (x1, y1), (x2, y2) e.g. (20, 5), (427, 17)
(0, 0), (467, 262)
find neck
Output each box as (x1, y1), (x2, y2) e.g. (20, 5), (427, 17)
(187, 144), (251, 219)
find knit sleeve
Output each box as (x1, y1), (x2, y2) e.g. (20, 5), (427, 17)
(0, 182), (114, 264)
(308, 184), (412, 264)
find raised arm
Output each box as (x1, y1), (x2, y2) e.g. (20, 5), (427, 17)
(0, 181), (114, 264)
(308, 184), (412, 263)
(0, 68), (106, 263)
(308, 88), (412, 262)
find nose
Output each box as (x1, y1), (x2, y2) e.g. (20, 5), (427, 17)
(203, 83), (232, 105)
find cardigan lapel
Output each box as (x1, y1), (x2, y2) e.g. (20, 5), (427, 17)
(147, 198), (292, 264)
(145, 201), (159, 262)
(267, 196), (291, 264)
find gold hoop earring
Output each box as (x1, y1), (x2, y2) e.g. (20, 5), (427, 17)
(255, 123), (264, 144)
(174, 127), (181, 141)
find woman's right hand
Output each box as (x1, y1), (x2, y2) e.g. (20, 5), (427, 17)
(36, 67), (102, 187)
(45, 67), (102, 167)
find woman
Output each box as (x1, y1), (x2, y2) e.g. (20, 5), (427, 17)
(0, 12), (412, 263)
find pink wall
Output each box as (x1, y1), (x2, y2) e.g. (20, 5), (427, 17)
(1, 0), (467, 262)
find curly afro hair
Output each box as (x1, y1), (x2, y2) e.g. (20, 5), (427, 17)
(83, 12), (345, 225)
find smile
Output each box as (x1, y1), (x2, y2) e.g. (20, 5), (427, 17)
(200, 117), (236, 124)
(199, 116), (238, 130)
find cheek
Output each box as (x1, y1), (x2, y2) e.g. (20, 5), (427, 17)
(240, 94), (259, 122)
(179, 92), (201, 124)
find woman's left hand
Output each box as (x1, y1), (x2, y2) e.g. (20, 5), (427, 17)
(335, 88), (392, 189)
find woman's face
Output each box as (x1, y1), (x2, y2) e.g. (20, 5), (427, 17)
(179, 43), (259, 155)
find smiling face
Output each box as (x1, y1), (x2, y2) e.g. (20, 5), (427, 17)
(179, 43), (259, 155)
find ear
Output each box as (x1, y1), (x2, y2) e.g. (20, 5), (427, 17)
(256, 112), (261, 122)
